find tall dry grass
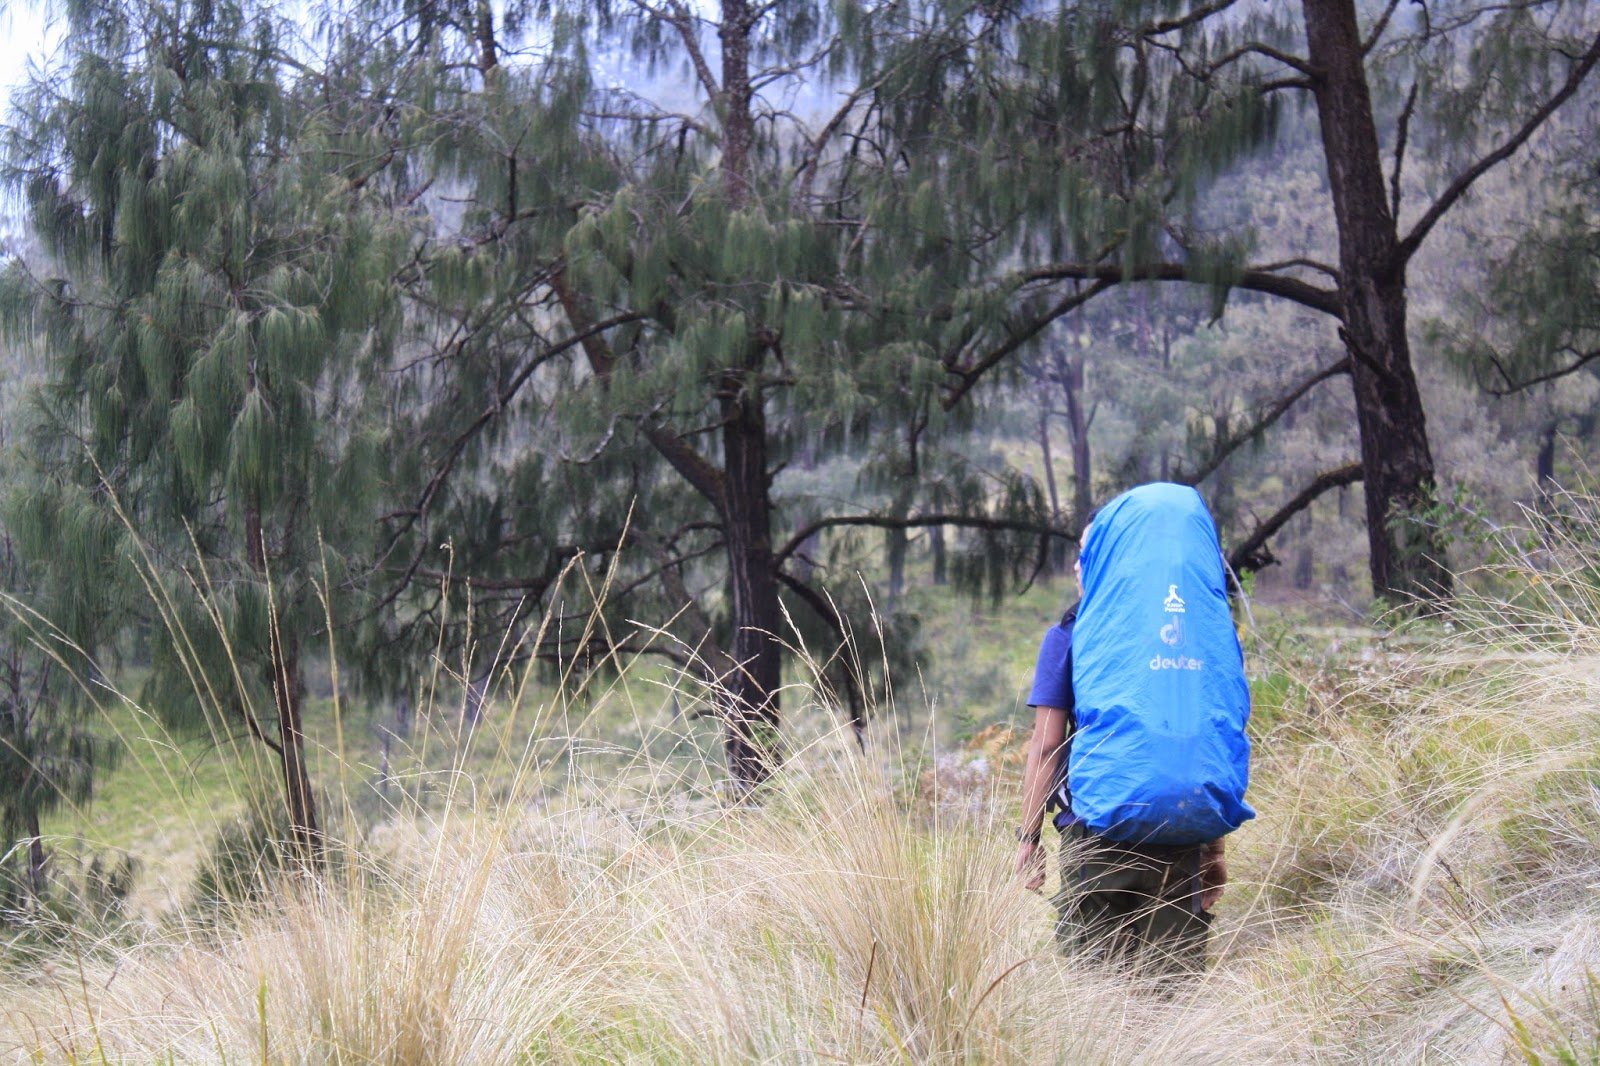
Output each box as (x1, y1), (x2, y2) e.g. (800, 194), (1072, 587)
(6, 504), (1600, 1062)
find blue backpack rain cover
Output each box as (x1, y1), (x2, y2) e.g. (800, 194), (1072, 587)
(1069, 483), (1254, 845)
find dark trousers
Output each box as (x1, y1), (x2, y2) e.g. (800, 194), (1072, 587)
(1052, 823), (1212, 976)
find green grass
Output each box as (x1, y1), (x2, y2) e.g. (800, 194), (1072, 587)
(39, 688), (258, 911)
(39, 571), (1376, 920)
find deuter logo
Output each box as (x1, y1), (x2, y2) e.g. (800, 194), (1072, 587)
(1159, 584), (1186, 646)
(1150, 654), (1205, 671)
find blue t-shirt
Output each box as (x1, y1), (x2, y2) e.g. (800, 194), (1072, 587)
(1027, 607), (1077, 822)
(1027, 621), (1074, 710)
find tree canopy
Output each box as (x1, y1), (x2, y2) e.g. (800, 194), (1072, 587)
(1, 0), (1597, 803)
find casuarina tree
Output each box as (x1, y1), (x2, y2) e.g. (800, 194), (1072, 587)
(0, 0), (404, 861)
(350, 0), (1068, 792)
(860, 0), (1600, 604)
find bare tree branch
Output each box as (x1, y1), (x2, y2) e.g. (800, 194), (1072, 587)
(1229, 462), (1365, 577)
(1362, 0), (1406, 54)
(1141, 0), (1241, 36)
(1389, 79), (1420, 220)
(1261, 75), (1315, 94)
(628, 0), (720, 102)
(940, 279), (1115, 410)
(1022, 260), (1342, 317)
(1484, 345), (1600, 396)
(1255, 257), (1340, 280)
(1208, 41), (1317, 77)
(1179, 357), (1352, 487)
(1396, 28), (1600, 265)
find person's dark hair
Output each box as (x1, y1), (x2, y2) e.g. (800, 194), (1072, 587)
(1075, 505), (1104, 549)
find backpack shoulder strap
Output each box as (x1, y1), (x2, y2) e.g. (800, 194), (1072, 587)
(1050, 599), (1081, 819)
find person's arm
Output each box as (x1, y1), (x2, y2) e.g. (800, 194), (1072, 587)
(1015, 705), (1069, 891)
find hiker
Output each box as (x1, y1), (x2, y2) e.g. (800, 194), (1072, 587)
(1014, 483), (1253, 974)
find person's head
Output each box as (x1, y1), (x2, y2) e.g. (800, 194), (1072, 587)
(1073, 510), (1099, 596)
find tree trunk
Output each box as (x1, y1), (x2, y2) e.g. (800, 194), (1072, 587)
(714, 0), (782, 792)
(719, 387), (782, 793)
(1294, 506), (1315, 590)
(1536, 419), (1557, 515)
(719, 0), (754, 204)
(473, 0), (498, 73)
(1303, 0), (1452, 604)
(885, 485), (913, 607)
(886, 527), (909, 605)
(1062, 353), (1093, 525)
(553, 276), (764, 789)
(1210, 409), (1236, 536)
(1038, 403), (1063, 577)
(930, 524), (948, 585)
(270, 632), (321, 865)
(25, 808), (46, 906)
(246, 501), (320, 866)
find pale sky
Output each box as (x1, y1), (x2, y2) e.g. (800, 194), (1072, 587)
(1, 3), (58, 96)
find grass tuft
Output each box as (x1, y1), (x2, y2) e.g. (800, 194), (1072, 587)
(10, 500), (1600, 1060)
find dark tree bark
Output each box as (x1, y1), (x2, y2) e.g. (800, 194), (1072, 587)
(1061, 352), (1094, 525)
(713, 0), (785, 792)
(719, 382), (782, 791)
(1537, 419), (1558, 516)
(929, 524), (948, 585)
(25, 809), (45, 905)
(246, 501), (320, 865)
(1294, 506), (1316, 591)
(1038, 404), (1064, 576)
(474, 0), (497, 73)
(270, 634), (320, 864)
(885, 484), (914, 606)
(719, 0), (754, 205)
(1303, 0), (1451, 603)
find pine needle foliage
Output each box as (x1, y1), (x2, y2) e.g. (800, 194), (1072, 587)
(0, 0), (407, 854)
(329, 0), (1081, 786)
(839, 0), (1600, 605)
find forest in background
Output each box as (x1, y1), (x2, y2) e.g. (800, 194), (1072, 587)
(0, 0), (1595, 1024)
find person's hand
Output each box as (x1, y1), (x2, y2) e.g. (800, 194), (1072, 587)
(1199, 839), (1227, 911)
(1016, 839), (1046, 892)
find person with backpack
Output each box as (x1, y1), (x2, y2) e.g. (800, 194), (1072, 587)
(1014, 483), (1253, 973)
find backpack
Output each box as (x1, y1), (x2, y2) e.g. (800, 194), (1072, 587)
(1068, 483), (1254, 846)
